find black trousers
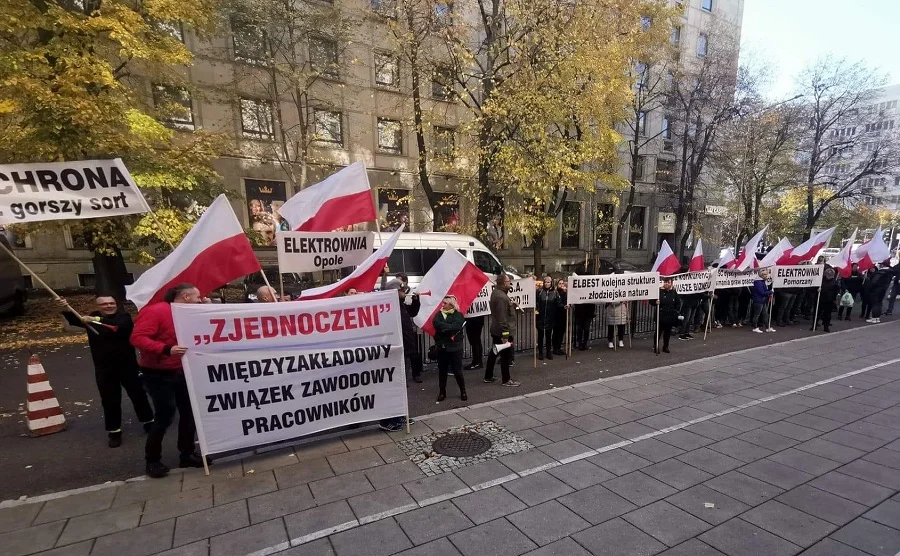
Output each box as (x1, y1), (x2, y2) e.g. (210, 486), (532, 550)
(406, 352), (423, 379)
(484, 335), (512, 383)
(552, 321), (567, 352)
(574, 317), (593, 348)
(95, 365), (154, 433)
(607, 324), (625, 342)
(656, 324), (673, 351)
(536, 327), (553, 355)
(143, 370), (196, 464)
(465, 318), (484, 365)
(438, 351), (465, 394)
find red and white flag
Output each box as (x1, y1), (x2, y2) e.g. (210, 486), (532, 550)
(412, 248), (490, 336)
(688, 239), (705, 272)
(827, 228), (858, 278)
(299, 225), (404, 300)
(718, 248), (736, 269)
(126, 195), (261, 311)
(779, 227), (835, 265)
(852, 226), (891, 272)
(735, 226), (767, 271)
(652, 240), (681, 276)
(279, 162), (377, 231)
(759, 237), (793, 268)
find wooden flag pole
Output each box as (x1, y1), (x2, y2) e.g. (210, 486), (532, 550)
(703, 290), (715, 340)
(627, 302), (633, 348)
(566, 306), (572, 359)
(533, 309), (538, 369)
(655, 304), (661, 355)
(812, 287), (823, 331)
(202, 454), (210, 476)
(767, 288), (775, 330)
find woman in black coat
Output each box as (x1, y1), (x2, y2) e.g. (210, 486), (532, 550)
(652, 276), (682, 354)
(535, 276), (560, 360)
(433, 295), (467, 402)
(817, 266), (839, 332)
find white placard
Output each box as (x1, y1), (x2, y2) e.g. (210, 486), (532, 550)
(465, 277), (536, 317)
(0, 158), (151, 224)
(276, 231), (375, 272)
(567, 272), (661, 304)
(714, 268), (759, 289)
(172, 291), (407, 455)
(772, 265), (823, 288)
(673, 270), (716, 295)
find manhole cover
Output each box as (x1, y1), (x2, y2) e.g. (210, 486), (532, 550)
(432, 432), (492, 458)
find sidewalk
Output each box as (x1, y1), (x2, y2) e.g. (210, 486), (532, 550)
(3, 322), (900, 556)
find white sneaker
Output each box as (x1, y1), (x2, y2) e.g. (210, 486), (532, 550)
(765, 327), (776, 332)
(608, 342), (614, 349)
(874, 318), (881, 323)
(618, 340), (625, 348)
(866, 318), (877, 323)
(752, 328), (763, 333)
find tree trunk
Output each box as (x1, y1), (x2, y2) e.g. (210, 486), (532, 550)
(92, 248), (130, 301)
(532, 233), (544, 277)
(407, 18), (440, 229)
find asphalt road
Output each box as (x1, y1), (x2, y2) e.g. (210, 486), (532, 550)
(0, 316), (874, 500)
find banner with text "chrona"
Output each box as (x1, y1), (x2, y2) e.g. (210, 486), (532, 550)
(172, 291), (407, 456)
(276, 231), (375, 273)
(465, 277), (536, 317)
(567, 272), (661, 304)
(0, 158), (151, 224)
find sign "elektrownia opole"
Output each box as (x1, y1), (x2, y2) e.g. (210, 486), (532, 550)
(567, 272), (661, 304)
(276, 231), (375, 273)
(465, 277), (536, 317)
(172, 291), (407, 455)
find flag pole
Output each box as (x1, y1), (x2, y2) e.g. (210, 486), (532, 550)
(566, 306), (572, 359)
(627, 302), (633, 348)
(655, 303), (660, 355)
(812, 287), (822, 331)
(703, 289), (715, 340)
(533, 309), (538, 369)
(767, 286), (775, 330)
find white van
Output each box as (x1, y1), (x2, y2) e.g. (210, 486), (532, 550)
(0, 234), (27, 316)
(372, 232), (519, 289)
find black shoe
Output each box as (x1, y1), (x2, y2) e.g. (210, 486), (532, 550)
(824, 326), (831, 332)
(146, 462), (170, 478)
(663, 347), (670, 353)
(546, 352), (553, 360)
(464, 363), (483, 370)
(553, 350), (565, 356)
(483, 377), (497, 383)
(678, 335), (688, 340)
(413, 376), (423, 383)
(108, 432), (122, 448)
(538, 352), (544, 360)
(437, 391), (446, 402)
(143, 422), (153, 434)
(686, 334), (694, 339)
(460, 392), (467, 402)
(179, 453), (204, 469)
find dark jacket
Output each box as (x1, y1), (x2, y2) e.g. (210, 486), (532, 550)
(573, 303), (596, 320)
(655, 288), (682, 327)
(867, 268), (893, 296)
(489, 287), (516, 337)
(398, 303), (419, 354)
(820, 275), (839, 311)
(131, 302), (183, 371)
(555, 289), (568, 326)
(750, 279), (773, 304)
(432, 310), (465, 353)
(70, 310), (138, 369)
(841, 271), (863, 296)
(535, 287), (560, 329)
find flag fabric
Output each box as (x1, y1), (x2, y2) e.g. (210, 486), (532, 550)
(126, 195), (261, 311)
(278, 161), (377, 231)
(828, 228), (858, 278)
(760, 237), (793, 267)
(717, 248), (736, 269)
(299, 225), (404, 300)
(735, 227), (768, 271)
(651, 240), (681, 276)
(688, 239), (705, 272)
(852, 226), (891, 272)
(412, 248), (490, 336)
(779, 227), (835, 265)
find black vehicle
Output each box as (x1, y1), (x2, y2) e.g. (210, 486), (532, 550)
(242, 266), (310, 301)
(597, 258), (647, 274)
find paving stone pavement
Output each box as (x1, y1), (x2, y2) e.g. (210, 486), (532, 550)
(3, 323), (900, 555)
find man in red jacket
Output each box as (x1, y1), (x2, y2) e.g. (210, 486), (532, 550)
(131, 283), (207, 478)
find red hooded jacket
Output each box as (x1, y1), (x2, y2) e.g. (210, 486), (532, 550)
(130, 302), (184, 371)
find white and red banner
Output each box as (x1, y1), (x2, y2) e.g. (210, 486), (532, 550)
(299, 226), (404, 300)
(278, 162), (376, 231)
(568, 272), (661, 304)
(828, 228), (857, 277)
(171, 291), (406, 455)
(465, 277), (536, 318)
(673, 270), (716, 295)
(126, 195), (260, 310)
(688, 240), (705, 272)
(412, 248), (490, 335)
(715, 269), (759, 289)
(772, 265), (824, 288)
(0, 158), (151, 224)
(779, 227), (834, 265)
(759, 237), (793, 268)
(276, 231), (375, 273)
(652, 240), (680, 276)
(735, 226), (767, 271)
(852, 226), (890, 272)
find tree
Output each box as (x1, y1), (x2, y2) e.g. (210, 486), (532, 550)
(0, 0), (226, 296)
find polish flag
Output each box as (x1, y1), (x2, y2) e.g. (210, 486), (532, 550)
(827, 228), (858, 278)
(759, 237), (793, 268)
(852, 226), (891, 272)
(126, 195), (261, 311)
(717, 248), (736, 269)
(651, 240), (681, 276)
(279, 162), (377, 231)
(735, 226), (768, 271)
(779, 227), (835, 265)
(413, 248), (490, 336)
(688, 239), (706, 271)
(299, 225), (404, 300)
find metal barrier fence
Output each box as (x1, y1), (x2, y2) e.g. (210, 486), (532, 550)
(418, 301), (662, 358)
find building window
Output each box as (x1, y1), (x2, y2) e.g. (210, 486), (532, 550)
(561, 201), (582, 249)
(662, 114), (673, 148)
(152, 85), (194, 130)
(371, 0), (397, 17)
(435, 193), (460, 231)
(313, 109), (343, 145)
(374, 52), (399, 87)
(434, 1), (452, 26)
(701, 0), (712, 12)
(637, 111), (648, 135)
(378, 188), (410, 231)
(635, 62), (649, 89)
(377, 118), (403, 154)
(310, 36), (339, 79)
(596, 204), (615, 249)
(656, 159), (676, 184)
(697, 33), (708, 57)
(670, 25), (681, 47)
(232, 17), (268, 65)
(245, 179), (287, 246)
(634, 155), (648, 181)
(628, 206), (646, 250)
(432, 66), (454, 101)
(433, 126), (455, 158)
(239, 98), (274, 140)
(78, 273), (96, 289)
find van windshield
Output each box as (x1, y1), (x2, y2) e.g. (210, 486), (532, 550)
(474, 250), (503, 275)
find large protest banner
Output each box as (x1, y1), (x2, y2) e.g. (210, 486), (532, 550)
(276, 231), (375, 273)
(465, 277), (536, 317)
(673, 270), (716, 295)
(772, 264), (823, 288)
(715, 269), (759, 289)
(0, 158), (151, 224)
(172, 291), (407, 455)
(567, 272), (660, 304)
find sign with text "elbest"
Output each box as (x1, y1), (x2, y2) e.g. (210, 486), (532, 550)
(0, 158), (151, 224)
(567, 272), (661, 304)
(276, 231), (375, 273)
(172, 291), (407, 456)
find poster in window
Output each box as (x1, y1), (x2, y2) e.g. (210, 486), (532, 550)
(628, 206), (646, 250)
(595, 204), (615, 249)
(245, 179), (287, 246)
(378, 188), (410, 232)
(561, 201), (582, 249)
(435, 193), (460, 232)
(484, 195), (505, 250)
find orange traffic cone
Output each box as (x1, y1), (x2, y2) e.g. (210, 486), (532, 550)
(26, 354), (67, 436)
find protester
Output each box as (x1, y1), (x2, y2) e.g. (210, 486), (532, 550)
(552, 279), (569, 355)
(60, 295), (154, 448)
(606, 300), (627, 348)
(432, 295), (467, 402)
(865, 262), (893, 324)
(860, 267), (877, 319)
(774, 286), (798, 327)
(573, 302), (596, 351)
(885, 262), (900, 316)
(484, 273), (520, 387)
(679, 286), (701, 340)
(345, 288), (359, 296)
(131, 283), (208, 478)
(653, 277), (682, 354)
(464, 315), (485, 370)
(737, 287), (751, 326)
(838, 263), (863, 320)
(255, 285), (280, 302)
(817, 266), (839, 332)
(749, 268), (775, 333)
(535, 276), (560, 360)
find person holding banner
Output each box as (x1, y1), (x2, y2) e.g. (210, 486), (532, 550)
(552, 279), (569, 356)
(484, 274), (520, 387)
(838, 263), (862, 321)
(749, 269), (776, 333)
(817, 266), (839, 332)
(652, 277), (682, 354)
(573, 302), (596, 351)
(606, 301), (627, 349)
(535, 277), (560, 360)
(432, 295), (468, 402)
